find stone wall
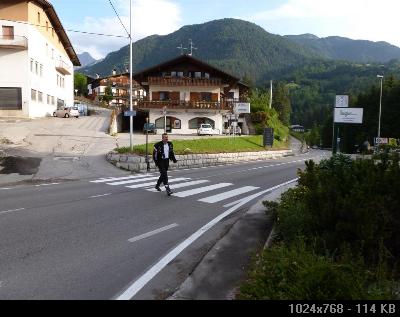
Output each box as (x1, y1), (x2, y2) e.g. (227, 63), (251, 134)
(106, 150), (293, 173)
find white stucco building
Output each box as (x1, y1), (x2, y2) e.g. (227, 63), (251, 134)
(0, 0), (80, 118)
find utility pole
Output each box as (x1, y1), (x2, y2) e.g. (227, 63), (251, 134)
(188, 39), (197, 56)
(129, 0), (133, 151)
(269, 80), (273, 109)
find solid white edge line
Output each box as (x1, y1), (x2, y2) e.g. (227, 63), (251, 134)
(0, 208), (25, 215)
(89, 193), (112, 198)
(128, 224), (179, 243)
(114, 178), (299, 300)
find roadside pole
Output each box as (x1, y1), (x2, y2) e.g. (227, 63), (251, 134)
(145, 117), (150, 172)
(129, 0), (133, 151)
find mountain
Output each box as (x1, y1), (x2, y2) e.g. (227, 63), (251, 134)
(76, 52), (97, 69)
(78, 18), (320, 83)
(285, 34), (400, 63)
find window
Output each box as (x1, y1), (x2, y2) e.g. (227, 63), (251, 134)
(57, 99), (64, 108)
(204, 73), (210, 79)
(159, 91), (169, 101)
(47, 95), (51, 104)
(201, 92), (212, 102)
(37, 12), (40, 24)
(52, 28), (54, 37)
(31, 89), (37, 101)
(46, 21), (49, 31)
(35, 62), (39, 75)
(2, 26), (14, 40)
(40, 64), (43, 77)
(30, 59), (34, 72)
(52, 49), (54, 59)
(171, 71), (177, 77)
(0, 87), (22, 110)
(46, 43), (48, 56)
(51, 96), (55, 105)
(177, 71), (184, 77)
(195, 72), (202, 78)
(38, 91), (43, 103)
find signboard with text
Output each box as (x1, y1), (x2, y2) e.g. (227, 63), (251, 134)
(234, 103), (251, 114)
(124, 110), (137, 117)
(334, 108), (363, 124)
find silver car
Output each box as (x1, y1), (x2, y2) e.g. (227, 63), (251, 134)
(53, 106), (79, 118)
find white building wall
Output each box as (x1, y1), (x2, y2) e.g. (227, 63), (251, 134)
(0, 20), (74, 118)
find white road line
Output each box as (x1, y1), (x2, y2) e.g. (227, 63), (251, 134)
(114, 178), (299, 300)
(107, 176), (160, 186)
(0, 208), (25, 215)
(128, 224), (179, 243)
(198, 186), (260, 204)
(0, 188), (11, 190)
(146, 180), (210, 192)
(127, 178), (190, 189)
(173, 183), (233, 198)
(91, 174), (154, 183)
(35, 183), (60, 187)
(89, 193), (112, 199)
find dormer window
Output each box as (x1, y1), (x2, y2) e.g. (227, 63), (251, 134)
(195, 72), (202, 78)
(204, 73), (210, 79)
(171, 71), (177, 77)
(177, 71), (184, 77)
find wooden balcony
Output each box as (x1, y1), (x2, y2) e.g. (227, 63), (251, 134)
(148, 76), (222, 87)
(137, 100), (233, 111)
(0, 35), (28, 50)
(56, 60), (72, 75)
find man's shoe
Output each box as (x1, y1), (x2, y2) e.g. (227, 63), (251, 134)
(155, 185), (161, 192)
(166, 187), (173, 196)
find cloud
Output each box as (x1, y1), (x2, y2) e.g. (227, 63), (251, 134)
(70, 0), (182, 59)
(246, 0), (400, 46)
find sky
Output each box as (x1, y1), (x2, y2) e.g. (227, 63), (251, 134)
(50, 0), (400, 60)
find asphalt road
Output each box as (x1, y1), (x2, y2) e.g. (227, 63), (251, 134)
(0, 150), (329, 299)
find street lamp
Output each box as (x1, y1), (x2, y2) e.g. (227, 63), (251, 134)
(376, 75), (384, 153)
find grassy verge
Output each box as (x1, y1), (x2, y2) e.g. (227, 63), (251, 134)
(116, 135), (289, 155)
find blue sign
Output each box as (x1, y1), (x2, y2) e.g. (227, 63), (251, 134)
(124, 111), (137, 117)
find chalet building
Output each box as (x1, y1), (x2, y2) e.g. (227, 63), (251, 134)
(133, 55), (250, 134)
(87, 71), (146, 107)
(0, 0), (80, 118)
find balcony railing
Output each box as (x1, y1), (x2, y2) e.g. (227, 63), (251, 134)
(138, 100), (233, 111)
(56, 60), (72, 75)
(148, 76), (222, 87)
(0, 35), (28, 50)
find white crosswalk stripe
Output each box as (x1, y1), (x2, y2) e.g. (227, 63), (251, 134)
(90, 174), (155, 183)
(146, 180), (210, 192)
(127, 178), (191, 189)
(107, 176), (160, 186)
(198, 186), (259, 203)
(173, 183), (233, 198)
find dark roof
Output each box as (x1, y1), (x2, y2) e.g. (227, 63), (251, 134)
(133, 54), (240, 83)
(34, 0), (80, 66)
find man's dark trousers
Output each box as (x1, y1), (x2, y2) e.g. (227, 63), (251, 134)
(156, 158), (170, 187)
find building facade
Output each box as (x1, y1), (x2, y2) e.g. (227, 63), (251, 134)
(133, 55), (249, 134)
(0, 0), (80, 118)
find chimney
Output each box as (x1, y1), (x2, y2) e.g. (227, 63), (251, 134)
(112, 69), (117, 76)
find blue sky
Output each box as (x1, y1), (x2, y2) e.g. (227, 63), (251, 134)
(50, 0), (400, 59)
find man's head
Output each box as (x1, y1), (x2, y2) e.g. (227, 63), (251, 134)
(162, 133), (169, 143)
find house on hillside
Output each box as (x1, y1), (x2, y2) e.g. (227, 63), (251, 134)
(87, 70), (146, 107)
(0, 0), (80, 118)
(133, 54), (250, 134)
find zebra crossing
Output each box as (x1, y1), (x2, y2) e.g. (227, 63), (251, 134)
(90, 174), (260, 205)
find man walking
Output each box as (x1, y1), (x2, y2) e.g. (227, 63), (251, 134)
(153, 133), (177, 196)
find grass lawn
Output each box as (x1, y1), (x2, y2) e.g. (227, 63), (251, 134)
(117, 135), (289, 155)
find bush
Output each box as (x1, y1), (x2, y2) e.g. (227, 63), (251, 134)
(238, 241), (396, 300)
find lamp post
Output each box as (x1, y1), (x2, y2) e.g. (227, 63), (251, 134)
(129, 0), (133, 151)
(145, 117), (150, 171)
(376, 75), (384, 153)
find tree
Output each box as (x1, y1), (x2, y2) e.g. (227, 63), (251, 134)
(102, 86), (113, 107)
(273, 83), (291, 126)
(74, 73), (87, 96)
(249, 88), (270, 113)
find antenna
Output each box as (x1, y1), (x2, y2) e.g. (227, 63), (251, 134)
(177, 44), (188, 55)
(188, 39), (197, 56)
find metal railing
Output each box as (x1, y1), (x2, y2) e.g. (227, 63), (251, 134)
(56, 60), (72, 75)
(0, 35), (28, 49)
(148, 76), (222, 86)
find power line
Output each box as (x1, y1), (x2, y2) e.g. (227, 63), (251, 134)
(108, 0), (130, 38)
(1, 18), (129, 39)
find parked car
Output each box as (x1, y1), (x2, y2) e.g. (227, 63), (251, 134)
(143, 122), (157, 134)
(53, 106), (79, 118)
(197, 124), (214, 136)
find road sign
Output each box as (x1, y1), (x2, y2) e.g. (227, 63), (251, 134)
(335, 95), (349, 108)
(334, 108), (363, 124)
(263, 128), (274, 147)
(374, 137), (389, 145)
(124, 110), (137, 117)
(234, 103), (251, 114)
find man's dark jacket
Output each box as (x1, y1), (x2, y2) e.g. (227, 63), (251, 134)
(153, 141), (177, 166)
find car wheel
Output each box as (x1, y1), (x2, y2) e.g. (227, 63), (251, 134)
(53, 112), (57, 117)
(65, 113), (70, 118)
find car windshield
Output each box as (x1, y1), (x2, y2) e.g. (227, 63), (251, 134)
(201, 124), (212, 129)
(145, 123), (155, 128)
